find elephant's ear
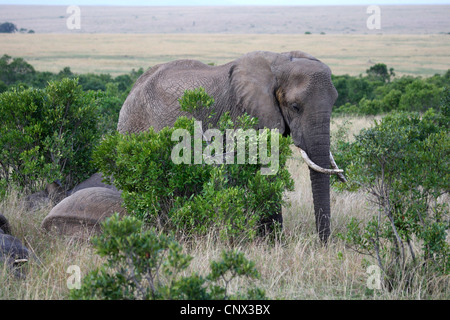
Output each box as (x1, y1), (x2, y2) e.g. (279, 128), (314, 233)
(229, 53), (285, 132)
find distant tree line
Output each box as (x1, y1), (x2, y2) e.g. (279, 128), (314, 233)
(0, 54), (144, 135)
(0, 22), (34, 33)
(332, 63), (449, 115)
(0, 55), (448, 119)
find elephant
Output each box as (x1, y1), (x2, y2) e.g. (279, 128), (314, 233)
(67, 173), (119, 196)
(0, 214), (30, 277)
(24, 181), (66, 212)
(0, 213), (11, 235)
(117, 50), (345, 242)
(42, 187), (127, 239)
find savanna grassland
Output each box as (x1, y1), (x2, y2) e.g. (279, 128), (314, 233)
(1, 33), (450, 77)
(0, 5), (449, 300)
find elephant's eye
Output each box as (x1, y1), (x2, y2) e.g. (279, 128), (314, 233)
(291, 103), (300, 111)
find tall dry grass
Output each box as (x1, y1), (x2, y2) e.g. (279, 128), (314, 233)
(0, 192), (103, 299)
(0, 115), (448, 300)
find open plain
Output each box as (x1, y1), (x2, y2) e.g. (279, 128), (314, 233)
(1, 33), (449, 77)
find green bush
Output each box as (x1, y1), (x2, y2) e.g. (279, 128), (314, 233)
(335, 110), (449, 291)
(332, 66), (449, 116)
(358, 97), (383, 115)
(0, 54), (36, 87)
(93, 88), (294, 241)
(96, 82), (127, 134)
(78, 73), (112, 91)
(380, 89), (402, 113)
(399, 79), (445, 112)
(332, 102), (359, 115)
(70, 213), (266, 300)
(366, 63), (395, 83)
(0, 78), (100, 194)
(332, 75), (376, 108)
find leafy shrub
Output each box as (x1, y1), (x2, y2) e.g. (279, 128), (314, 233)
(96, 82), (127, 134)
(0, 55), (36, 87)
(70, 213), (266, 300)
(380, 89), (402, 113)
(57, 66), (75, 80)
(358, 97), (383, 115)
(0, 78), (100, 194)
(399, 79), (445, 112)
(332, 102), (359, 116)
(332, 75), (376, 108)
(0, 80), (7, 94)
(93, 88), (294, 241)
(78, 73), (112, 91)
(366, 63), (395, 83)
(335, 110), (449, 291)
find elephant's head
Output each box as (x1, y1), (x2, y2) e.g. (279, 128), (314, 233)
(230, 50), (345, 242)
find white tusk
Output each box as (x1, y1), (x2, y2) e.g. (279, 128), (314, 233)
(14, 259), (28, 264)
(329, 152), (348, 183)
(299, 148), (343, 175)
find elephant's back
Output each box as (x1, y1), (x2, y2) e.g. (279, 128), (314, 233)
(117, 59), (224, 134)
(117, 63), (166, 134)
(131, 59), (215, 92)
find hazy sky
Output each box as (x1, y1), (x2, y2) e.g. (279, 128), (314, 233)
(0, 0), (449, 5)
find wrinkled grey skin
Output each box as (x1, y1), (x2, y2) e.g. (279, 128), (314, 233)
(118, 51), (338, 242)
(0, 214), (30, 277)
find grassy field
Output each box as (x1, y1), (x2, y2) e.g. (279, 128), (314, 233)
(1, 116), (448, 300)
(1, 33), (449, 77)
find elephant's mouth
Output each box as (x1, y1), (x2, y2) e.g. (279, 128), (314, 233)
(298, 148), (347, 183)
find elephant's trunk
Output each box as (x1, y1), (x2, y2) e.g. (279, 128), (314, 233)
(300, 112), (336, 243)
(310, 159), (331, 243)
(299, 146), (346, 241)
